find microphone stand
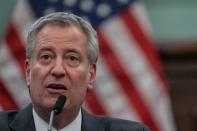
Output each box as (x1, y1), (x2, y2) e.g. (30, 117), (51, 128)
(48, 110), (55, 131)
(47, 95), (66, 131)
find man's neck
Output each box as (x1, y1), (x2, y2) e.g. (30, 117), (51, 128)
(53, 110), (79, 129)
(33, 105), (81, 129)
(33, 108), (82, 130)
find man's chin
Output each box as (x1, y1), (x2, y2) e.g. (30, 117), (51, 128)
(38, 99), (58, 111)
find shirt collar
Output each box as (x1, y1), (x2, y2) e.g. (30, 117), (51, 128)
(33, 108), (82, 131)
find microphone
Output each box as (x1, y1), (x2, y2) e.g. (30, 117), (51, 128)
(53, 95), (67, 115)
(48, 95), (66, 131)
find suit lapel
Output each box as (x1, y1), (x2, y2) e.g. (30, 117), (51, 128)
(9, 104), (35, 131)
(9, 106), (105, 131)
(81, 109), (105, 131)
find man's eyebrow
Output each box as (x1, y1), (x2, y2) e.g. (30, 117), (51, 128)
(38, 47), (54, 52)
(65, 48), (80, 53)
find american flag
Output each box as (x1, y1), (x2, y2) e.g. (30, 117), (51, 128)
(0, 0), (176, 131)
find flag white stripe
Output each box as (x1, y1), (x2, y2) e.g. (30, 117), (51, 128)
(95, 58), (140, 121)
(0, 41), (30, 108)
(154, 96), (176, 131)
(101, 14), (175, 131)
(130, 1), (153, 35)
(128, 6), (176, 130)
(12, 0), (34, 43)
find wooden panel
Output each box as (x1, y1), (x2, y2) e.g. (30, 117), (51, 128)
(158, 41), (197, 131)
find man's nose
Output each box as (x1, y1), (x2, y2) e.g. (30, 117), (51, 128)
(51, 58), (66, 79)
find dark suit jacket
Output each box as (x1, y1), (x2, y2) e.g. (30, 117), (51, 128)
(0, 105), (149, 131)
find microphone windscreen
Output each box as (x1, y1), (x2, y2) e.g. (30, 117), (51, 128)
(53, 95), (66, 115)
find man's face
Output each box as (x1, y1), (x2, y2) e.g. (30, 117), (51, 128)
(26, 24), (96, 113)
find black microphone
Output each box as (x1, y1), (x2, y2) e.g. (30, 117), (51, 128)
(48, 95), (66, 131)
(53, 95), (67, 115)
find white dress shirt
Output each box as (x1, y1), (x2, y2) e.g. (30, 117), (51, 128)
(32, 108), (82, 131)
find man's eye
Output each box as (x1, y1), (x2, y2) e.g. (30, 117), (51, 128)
(70, 56), (78, 61)
(66, 55), (80, 67)
(40, 54), (52, 64)
(41, 55), (50, 59)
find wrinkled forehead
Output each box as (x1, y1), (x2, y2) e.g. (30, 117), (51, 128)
(36, 20), (86, 35)
(34, 24), (89, 52)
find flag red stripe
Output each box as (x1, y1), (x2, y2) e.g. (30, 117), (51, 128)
(97, 29), (160, 131)
(0, 79), (18, 110)
(120, 9), (168, 93)
(85, 90), (107, 115)
(1, 23), (25, 110)
(5, 23), (26, 76)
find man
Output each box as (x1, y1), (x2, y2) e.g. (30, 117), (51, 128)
(0, 12), (149, 131)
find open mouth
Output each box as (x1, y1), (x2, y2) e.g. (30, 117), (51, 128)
(47, 84), (66, 90)
(46, 83), (67, 94)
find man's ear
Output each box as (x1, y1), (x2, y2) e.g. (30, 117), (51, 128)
(25, 59), (31, 88)
(87, 64), (96, 90)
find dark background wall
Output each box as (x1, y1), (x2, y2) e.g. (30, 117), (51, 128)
(159, 42), (197, 131)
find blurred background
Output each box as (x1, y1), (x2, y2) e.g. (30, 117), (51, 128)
(0, 0), (197, 131)
(145, 0), (197, 131)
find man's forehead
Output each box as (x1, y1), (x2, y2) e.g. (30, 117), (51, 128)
(37, 46), (81, 53)
(37, 22), (83, 34)
(36, 24), (87, 41)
